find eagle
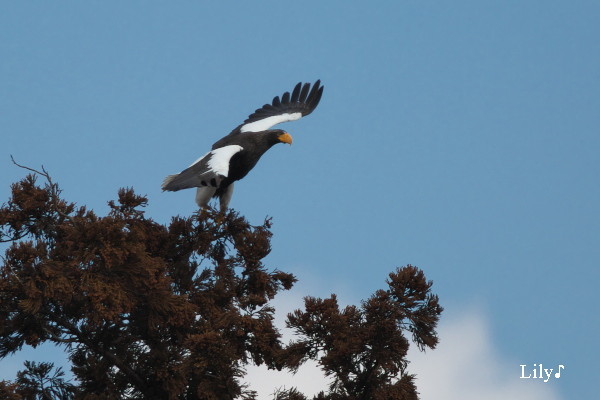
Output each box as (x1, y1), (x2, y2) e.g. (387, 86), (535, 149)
(162, 80), (324, 210)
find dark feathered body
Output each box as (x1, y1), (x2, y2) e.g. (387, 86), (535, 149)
(213, 131), (284, 196)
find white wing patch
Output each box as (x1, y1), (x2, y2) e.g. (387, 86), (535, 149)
(240, 112), (302, 133)
(206, 145), (243, 177)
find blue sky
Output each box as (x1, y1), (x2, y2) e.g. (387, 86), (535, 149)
(1, 2), (598, 398)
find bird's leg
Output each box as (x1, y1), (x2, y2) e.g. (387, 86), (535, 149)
(218, 183), (234, 213)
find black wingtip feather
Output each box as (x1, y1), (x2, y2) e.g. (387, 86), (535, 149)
(307, 81), (319, 101)
(309, 86), (324, 109)
(300, 80), (323, 116)
(240, 80), (324, 125)
(291, 82), (302, 102)
(299, 82), (311, 103)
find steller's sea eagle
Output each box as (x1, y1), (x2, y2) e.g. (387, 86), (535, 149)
(162, 80), (324, 210)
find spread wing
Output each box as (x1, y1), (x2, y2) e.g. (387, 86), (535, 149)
(162, 145), (243, 191)
(232, 80), (324, 135)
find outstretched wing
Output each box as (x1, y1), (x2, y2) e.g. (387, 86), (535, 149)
(162, 145), (243, 191)
(235, 80), (324, 134)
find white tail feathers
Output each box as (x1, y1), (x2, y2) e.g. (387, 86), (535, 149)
(161, 174), (180, 191)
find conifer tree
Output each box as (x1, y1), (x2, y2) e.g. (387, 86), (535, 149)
(0, 168), (442, 399)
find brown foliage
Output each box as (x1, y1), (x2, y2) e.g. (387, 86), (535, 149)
(1, 174), (293, 399)
(0, 380), (21, 400)
(282, 266), (442, 400)
(0, 172), (442, 400)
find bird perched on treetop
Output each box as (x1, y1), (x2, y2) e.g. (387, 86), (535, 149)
(162, 80), (324, 210)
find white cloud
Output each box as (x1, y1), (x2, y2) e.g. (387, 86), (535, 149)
(244, 285), (332, 398)
(245, 299), (563, 400)
(244, 359), (328, 399)
(407, 308), (563, 400)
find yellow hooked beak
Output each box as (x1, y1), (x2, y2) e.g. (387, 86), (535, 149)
(278, 132), (293, 145)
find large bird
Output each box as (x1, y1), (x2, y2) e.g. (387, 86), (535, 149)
(162, 80), (324, 210)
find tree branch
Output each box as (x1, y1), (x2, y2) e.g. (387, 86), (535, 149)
(52, 316), (155, 398)
(10, 155), (74, 223)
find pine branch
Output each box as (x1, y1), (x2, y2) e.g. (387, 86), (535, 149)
(10, 155), (74, 223)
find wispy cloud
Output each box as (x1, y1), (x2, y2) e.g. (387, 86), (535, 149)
(245, 299), (563, 400)
(407, 307), (563, 400)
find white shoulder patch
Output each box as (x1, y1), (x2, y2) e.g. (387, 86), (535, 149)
(207, 145), (243, 177)
(240, 112), (302, 133)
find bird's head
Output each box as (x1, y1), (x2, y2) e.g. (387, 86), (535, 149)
(274, 130), (293, 145)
